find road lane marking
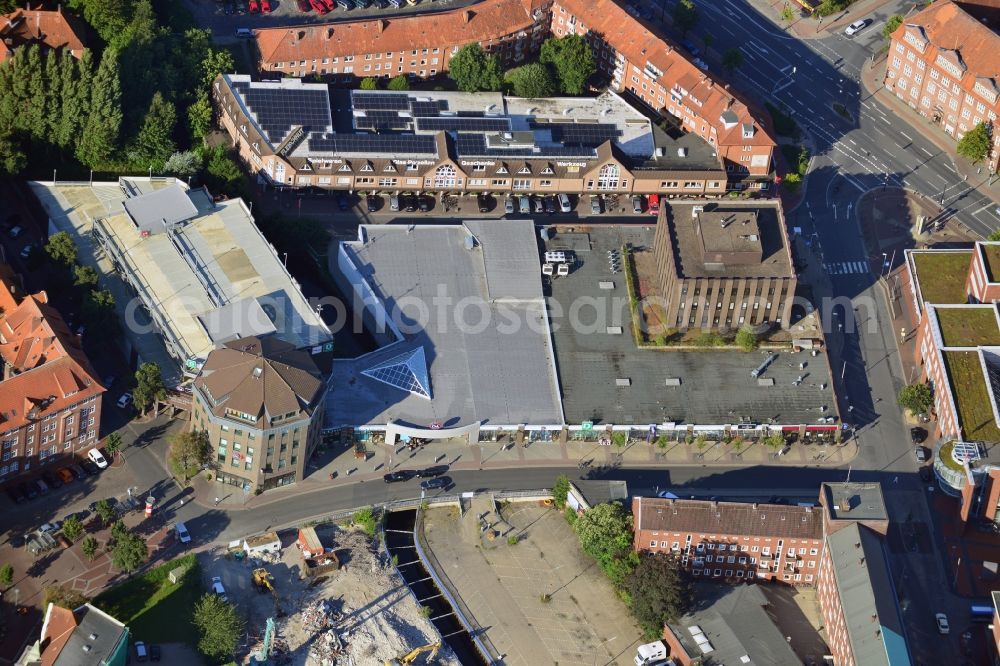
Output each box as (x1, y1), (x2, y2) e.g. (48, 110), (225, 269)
(900, 132), (912, 142)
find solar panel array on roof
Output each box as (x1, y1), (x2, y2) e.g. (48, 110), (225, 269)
(410, 100), (447, 117)
(536, 123), (622, 146)
(352, 92), (411, 110)
(234, 82), (330, 145)
(309, 134), (438, 155)
(416, 117), (512, 132)
(454, 134), (597, 158)
(355, 111), (414, 131)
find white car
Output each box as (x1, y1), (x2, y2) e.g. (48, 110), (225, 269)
(116, 393), (132, 409)
(935, 612), (950, 634)
(211, 576), (228, 602)
(87, 448), (109, 469)
(844, 19), (870, 36)
(40, 521), (62, 533)
(175, 522), (191, 544)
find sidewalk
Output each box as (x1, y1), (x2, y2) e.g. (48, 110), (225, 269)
(187, 431), (859, 512)
(754, 0), (903, 40)
(861, 55), (1000, 214)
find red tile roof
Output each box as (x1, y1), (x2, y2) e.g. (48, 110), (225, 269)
(635, 496), (824, 540)
(256, 0), (546, 66)
(0, 288), (82, 373)
(553, 0), (774, 150)
(0, 6), (86, 64)
(0, 355), (102, 431)
(39, 603), (77, 666)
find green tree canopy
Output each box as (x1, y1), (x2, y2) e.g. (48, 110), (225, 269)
(505, 63), (558, 98)
(387, 75), (410, 91)
(45, 231), (78, 266)
(721, 48), (744, 73)
(735, 326), (758, 351)
(62, 515), (85, 542)
(95, 499), (116, 525)
(164, 150), (201, 177)
(105, 432), (123, 457)
(193, 593), (245, 660)
(203, 146), (248, 199)
(73, 265), (99, 289)
(111, 531), (147, 572)
(672, 0), (698, 36)
(988, 228), (1000, 241)
(77, 48), (123, 168)
(448, 44), (503, 92)
(574, 502), (633, 567)
(552, 474), (570, 509)
(0, 563), (12, 588)
(898, 383), (933, 414)
(82, 289), (116, 333)
(0, 132), (26, 176)
(359, 77), (379, 90)
(82, 536), (99, 560)
(957, 122), (992, 163)
(133, 361), (166, 414)
(626, 552), (692, 638)
(44, 583), (88, 610)
(883, 14), (904, 40)
(168, 430), (211, 484)
(129, 91), (176, 171)
(539, 34), (595, 95)
(187, 93), (213, 140)
(780, 4), (796, 22)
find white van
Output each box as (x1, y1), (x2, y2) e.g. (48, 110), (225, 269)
(175, 522), (192, 543)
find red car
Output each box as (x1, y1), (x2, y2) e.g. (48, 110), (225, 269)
(297, 0), (311, 10)
(321, 0), (334, 10)
(647, 193), (660, 215)
(310, 0), (328, 11)
(260, 0), (271, 11)
(248, 0), (260, 12)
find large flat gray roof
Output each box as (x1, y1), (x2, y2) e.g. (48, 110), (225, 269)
(326, 220), (563, 429)
(822, 482), (888, 522)
(544, 225), (834, 426)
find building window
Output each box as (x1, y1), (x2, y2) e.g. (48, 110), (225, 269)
(430, 164), (457, 188)
(597, 163), (620, 190)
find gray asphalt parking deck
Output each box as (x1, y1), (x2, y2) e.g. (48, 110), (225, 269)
(542, 224), (837, 427)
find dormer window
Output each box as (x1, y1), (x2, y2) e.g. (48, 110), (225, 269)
(742, 123), (755, 139)
(517, 166), (531, 174)
(300, 162), (312, 171)
(360, 163), (374, 172)
(903, 25), (928, 53)
(338, 164), (352, 172)
(496, 165), (509, 174)
(541, 166), (554, 175)
(383, 163), (397, 172)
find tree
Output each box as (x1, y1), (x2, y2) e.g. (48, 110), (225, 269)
(95, 499), (116, 526)
(735, 326), (758, 351)
(448, 44), (502, 92)
(957, 122), (992, 164)
(203, 146), (248, 199)
(0, 132), (26, 176)
(539, 35), (595, 95)
(780, 4), (796, 22)
(505, 63), (558, 98)
(574, 502), (633, 568)
(898, 383), (933, 414)
(187, 93), (213, 141)
(193, 593), (245, 660)
(111, 531), (147, 573)
(553, 474), (570, 509)
(164, 150), (201, 177)
(129, 92), (176, 171)
(627, 552), (692, 638)
(43, 584), (87, 610)
(989, 228), (1000, 241)
(672, 0), (698, 36)
(722, 48), (744, 73)
(45, 231), (78, 266)
(77, 48), (123, 168)
(763, 432), (785, 451)
(883, 14), (904, 40)
(105, 432), (123, 458)
(62, 515), (84, 542)
(82, 536), (99, 560)
(387, 75), (410, 91)
(73, 265), (99, 289)
(82, 289), (116, 333)
(0, 563), (12, 588)
(133, 362), (166, 414)
(110, 520), (130, 545)
(359, 76), (379, 90)
(168, 430), (211, 484)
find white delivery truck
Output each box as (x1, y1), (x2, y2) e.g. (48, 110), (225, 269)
(634, 640), (673, 666)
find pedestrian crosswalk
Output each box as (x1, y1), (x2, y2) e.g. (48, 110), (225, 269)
(823, 261), (870, 275)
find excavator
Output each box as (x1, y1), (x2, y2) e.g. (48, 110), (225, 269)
(384, 642), (441, 665)
(251, 568), (285, 618)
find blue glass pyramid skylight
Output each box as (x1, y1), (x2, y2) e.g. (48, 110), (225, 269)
(361, 346), (431, 399)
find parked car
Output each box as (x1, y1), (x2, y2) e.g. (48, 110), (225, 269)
(415, 465), (448, 478)
(42, 471), (63, 489)
(934, 612), (950, 634)
(355, 0), (371, 6)
(518, 195), (531, 214)
(914, 446), (928, 463)
(248, 0), (260, 13)
(19, 244), (33, 260)
(844, 18), (870, 36)
(681, 40), (700, 57)
(117, 393), (132, 409)
(150, 644), (161, 662)
(532, 196), (544, 214)
(631, 196), (644, 214)
(135, 641), (149, 662)
(647, 193), (660, 215)
(543, 195), (557, 214)
(477, 193), (493, 213)
(336, 193), (351, 211)
(64, 509), (90, 523)
(402, 193), (417, 212)
(34, 478), (49, 494)
(417, 196), (433, 212)
(40, 521), (62, 533)
(389, 193), (400, 211)
(383, 470), (415, 483)
(234, 27), (253, 38)
(336, 0), (354, 8)
(590, 195), (602, 214)
(88, 448), (109, 469)
(102, 373), (117, 388)
(420, 476), (450, 491)
(210, 576), (228, 602)
(558, 193), (572, 213)
(310, 0), (329, 11)
(6, 486), (25, 504)
(81, 459), (100, 476)
(260, 0), (272, 11)
(57, 468), (75, 484)
(175, 522), (192, 544)
(297, 0), (311, 10)
(366, 194), (380, 213)
(504, 196), (515, 215)
(19, 481), (38, 500)
(69, 464), (87, 481)
(8, 225), (22, 238)
(910, 427), (927, 444)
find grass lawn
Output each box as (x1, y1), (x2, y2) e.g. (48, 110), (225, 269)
(983, 245), (1000, 282)
(92, 554), (202, 646)
(936, 307), (1000, 347)
(943, 351), (1000, 442)
(938, 441), (967, 472)
(912, 251), (972, 304)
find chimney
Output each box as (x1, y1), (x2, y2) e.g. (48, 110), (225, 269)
(752, 502), (758, 510)
(325, 27), (333, 40)
(377, 19), (386, 33)
(463, 9), (473, 23)
(295, 30), (305, 42)
(711, 500), (718, 510)
(854, 541), (861, 549)
(838, 496), (850, 512)
(858, 557), (865, 565)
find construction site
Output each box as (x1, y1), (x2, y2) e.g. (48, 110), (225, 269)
(201, 524), (459, 666)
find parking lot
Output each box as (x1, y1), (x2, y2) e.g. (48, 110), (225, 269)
(423, 502), (641, 665)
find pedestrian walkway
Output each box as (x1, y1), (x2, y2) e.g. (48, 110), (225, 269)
(753, 0), (902, 40)
(824, 260), (872, 275)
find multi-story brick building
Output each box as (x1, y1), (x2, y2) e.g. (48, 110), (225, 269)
(884, 0), (1000, 173)
(191, 336), (328, 491)
(652, 201), (797, 332)
(903, 243), (1000, 523)
(0, 276), (104, 483)
(254, 0), (551, 80)
(550, 0), (775, 184)
(636, 482), (911, 666)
